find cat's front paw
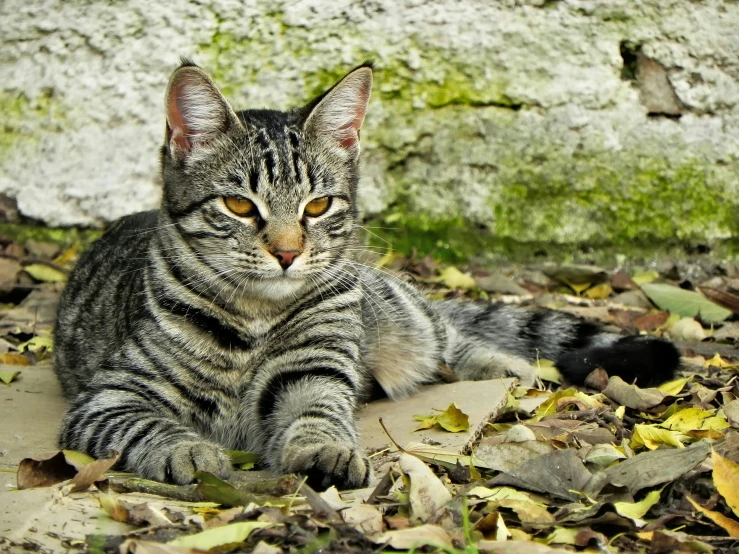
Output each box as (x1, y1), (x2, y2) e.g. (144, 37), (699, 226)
(140, 440), (231, 485)
(281, 440), (371, 491)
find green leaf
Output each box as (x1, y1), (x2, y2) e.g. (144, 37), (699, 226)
(195, 471), (253, 507)
(17, 336), (54, 353)
(23, 263), (67, 283)
(0, 370), (20, 385)
(62, 450), (95, 470)
(435, 267), (476, 290)
(168, 521), (272, 549)
(413, 403), (469, 433)
(641, 283), (732, 323)
(631, 270), (660, 286)
(226, 450), (262, 466)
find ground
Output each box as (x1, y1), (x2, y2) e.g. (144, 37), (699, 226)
(0, 237), (738, 553)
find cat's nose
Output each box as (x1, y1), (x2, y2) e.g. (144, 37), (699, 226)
(271, 249), (301, 270)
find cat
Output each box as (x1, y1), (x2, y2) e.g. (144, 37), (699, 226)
(53, 60), (680, 490)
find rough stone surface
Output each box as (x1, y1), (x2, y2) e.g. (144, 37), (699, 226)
(2, 0), (738, 246)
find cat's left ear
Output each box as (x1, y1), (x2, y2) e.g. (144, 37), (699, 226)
(164, 62), (242, 160)
(304, 64), (373, 155)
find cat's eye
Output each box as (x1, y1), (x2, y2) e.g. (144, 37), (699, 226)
(224, 196), (259, 217)
(304, 197), (332, 217)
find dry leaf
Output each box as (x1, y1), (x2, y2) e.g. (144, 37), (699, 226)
(342, 504), (383, 535)
(435, 267), (476, 290)
(17, 451), (77, 489)
(712, 450), (739, 518)
(413, 403), (470, 433)
(631, 424), (685, 450)
(687, 495), (739, 538)
(0, 369), (21, 384)
(603, 376), (665, 411)
(399, 453), (452, 522)
(64, 451), (120, 493)
(372, 524), (453, 549)
(23, 263), (68, 283)
(666, 317), (707, 342)
(613, 488), (663, 522)
(168, 521), (272, 550)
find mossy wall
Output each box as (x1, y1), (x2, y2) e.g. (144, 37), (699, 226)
(2, 0), (738, 258)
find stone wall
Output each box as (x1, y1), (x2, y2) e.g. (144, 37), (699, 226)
(2, 0), (738, 248)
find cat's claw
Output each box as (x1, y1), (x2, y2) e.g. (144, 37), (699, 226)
(282, 441), (371, 491)
(141, 440), (231, 485)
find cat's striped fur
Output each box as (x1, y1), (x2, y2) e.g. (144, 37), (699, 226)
(54, 62), (680, 489)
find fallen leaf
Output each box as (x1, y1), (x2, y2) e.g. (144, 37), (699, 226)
(475, 441), (554, 473)
(599, 440), (710, 494)
(534, 388), (602, 419)
(413, 403), (470, 433)
(17, 451), (77, 489)
(23, 263), (68, 283)
(168, 521), (272, 549)
(631, 424), (685, 450)
(666, 317), (707, 342)
(0, 369), (20, 384)
(542, 526), (580, 545)
(399, 453), (452, 522)
(488, 450), (591, 501)
(491, 499), (555, 523)
(704, 353), (735, 369)
(468, 486), (546, 506)
(403, 442), (492, 470)
(226, 450), (262, 469)
(65, 451), (120, 493)
(603, 376), (665, 410)
(583, 443), (627, 467)
(641, 283), (732, 323)
(687, 495), (739, 538)
(584, 283), (612, 300)
(536, 359), (562, 384)
(342, 504), (383, 535)
(435, 267), (476, 290)
(372, 525), (453, 549)
(661, 408), (728, 433)
(633, 311), (671, 333)
(613, 488), (663, 522)
(632, 270), (660, 286)
(724, 400), (739, 428)
(712, 450), (739, 518)
(120, 540), (205, 554)
(17, 336), (54, 353)
(318, 485), (346, 511)
(0, 353), (30, 366)
(658, 377), (691, 396)
(697, 286), (739, 315)
(99, 494), (130, 522)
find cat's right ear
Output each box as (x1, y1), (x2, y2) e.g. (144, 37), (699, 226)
(164, 63), (241, 161)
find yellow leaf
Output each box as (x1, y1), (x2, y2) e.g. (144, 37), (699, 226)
(631, 424), (685, 450)
(536, 359), (562, 384)
(565, 280), (592, 295)
(704, 354), (733, 369)
(613, 488), (663, 520)
(661, 408), (729, 433)
(658, 376), (692, 396)
(168, 521), (272, 549)
(534, 389), (602, 419)
(712, 450), (739, 518)
(53, 244), (79, 267)
(0, 370), (21, 385)
(632, 270), (660, 285)
(413, 415), (439, 431)
(435, 267), (476, 290)
(23, 263), (67, 283)
(468, 486), (546, 507)
(0, 353), (30, 366)
(687, 495), (739, 538)
(17, 336), (54, 353)
(414, 404), (469, 433)
(541, 527), (579, 545)
(584, 283), (613, 300)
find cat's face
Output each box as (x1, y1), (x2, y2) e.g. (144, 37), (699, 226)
(160, 62), (372, 299)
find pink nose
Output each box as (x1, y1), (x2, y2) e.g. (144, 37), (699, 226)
(272, 250), (301, 269)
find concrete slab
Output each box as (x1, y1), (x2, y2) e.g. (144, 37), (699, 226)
(0, 362), (66, 472)
(357, 379), (517, 454)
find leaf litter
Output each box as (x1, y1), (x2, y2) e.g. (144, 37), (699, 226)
(3, 238), (739, 552)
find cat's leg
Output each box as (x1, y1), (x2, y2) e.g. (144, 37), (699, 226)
(59, 381), (230, 485)
(248, 301), (370, 490)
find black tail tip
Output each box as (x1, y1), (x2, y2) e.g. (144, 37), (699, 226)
(555, 336), (681, 388)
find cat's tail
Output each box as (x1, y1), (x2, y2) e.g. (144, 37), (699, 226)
(434, 301), (680, 387)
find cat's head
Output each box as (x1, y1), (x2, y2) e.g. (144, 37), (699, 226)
(159, 60), (372, 299)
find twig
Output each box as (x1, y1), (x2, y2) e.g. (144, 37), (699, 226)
(299, 482), (342, 523)
(378, 417), (405, 453)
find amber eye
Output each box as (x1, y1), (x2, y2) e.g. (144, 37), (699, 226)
(304, 197), (331, 217)
(224, 196), (258, 217)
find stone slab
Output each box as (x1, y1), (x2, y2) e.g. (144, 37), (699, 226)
(357, 379), (516, 454)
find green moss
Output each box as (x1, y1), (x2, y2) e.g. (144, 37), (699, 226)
(0, 223), (101, 248)
(0, 89), (65, 159)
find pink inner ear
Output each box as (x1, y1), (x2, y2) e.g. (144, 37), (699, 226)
(337, 80), (370, 149)
(167, 84), (192, 152)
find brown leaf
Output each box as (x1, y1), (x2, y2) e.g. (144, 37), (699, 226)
(611, 270), (638, 291)
(17, 451), (77, 489)
(687, 495), (739, 538)
(698, 286), (739, 315)
(603, 376), (665, 410)
(65, 451), (120, 493)
(372, 525), (453, 549)
(583, 368), (609, 391)
(633, 311), (670, 333)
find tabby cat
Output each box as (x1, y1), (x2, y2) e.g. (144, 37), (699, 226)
(54, 61), (680, 490)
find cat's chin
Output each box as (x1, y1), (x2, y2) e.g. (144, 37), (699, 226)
(242, 276), (308, 302)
